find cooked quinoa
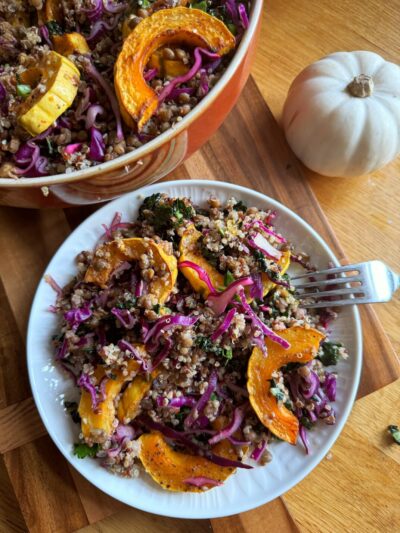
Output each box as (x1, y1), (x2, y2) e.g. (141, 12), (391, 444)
(0, 0), (249, 178)
(48, 194), (348, 489)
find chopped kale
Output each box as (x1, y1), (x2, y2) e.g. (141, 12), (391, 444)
(196, 335), (233, 361)
(73, 443), (99, 459)
(45, 20), (63, 35)
(64, 400), (81, 424)
(210, 392), (218, 401)
(138, 0), (151, 6)
(138, 193), (162, 219)
(153, 303), (161, 314)
(139, 195), (194, 234)
(300, 416), (313, 430)
(199, 240), (219, 268)
(388, 425), (400, 445)
(253, 249), (269, 272)
(190, 0), (208, 10)
(233, 200), (247, 212)
(318, 342), (343, 366)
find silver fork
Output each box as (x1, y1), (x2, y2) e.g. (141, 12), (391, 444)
(291, 260), (399, 308)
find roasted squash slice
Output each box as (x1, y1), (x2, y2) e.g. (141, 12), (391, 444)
(84, 238), (178, 303)
(178, 225), (224, 297)
(262, 250), (291, 296)
(53, 33), (90, 56)
(118, 345), (160, 423)
(44, 0), (63, 22)
(138, 431), (237, 491)
(17, 51), (80, 136)
(148, 49), (190, 78)
(79, 360), (140, 443)
(247, 327), (325, 445)
(114, 7), (235, 129)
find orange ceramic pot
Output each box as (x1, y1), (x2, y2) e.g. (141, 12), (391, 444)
(0, 0), (263, 208)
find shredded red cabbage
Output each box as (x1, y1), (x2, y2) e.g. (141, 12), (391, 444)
(184, 370), (218, 428)
(144, 68), (158, 82)
(250, 439), (267, 461)
(118, 339), (149, 371)
(244, 219), (286, 243)
(207, 276), (253, 315)
(238, 289), (290, 349)
(324, 373), (337, 401)
(158, 47), (220, 104)
(64, 304), (92, 331)
(158, 396), (197, 408)
(44, 274), (63, 296)
(208, 406), (246, 444)
(238, 3), (249, 29)
(77, 372), (100, 410)
(250, 272), (263, 300)
(210, 308), (236, 341)
(227, 435), (250, 446)
(83, 58), (124, 140)
(56, 337), (68, 360)
(100, 211), (134, 241)
(300, 371), (320, 399)
(75, 86), (96, 121)
(148, 338), (173, 372)
(14, 141), (48, 177)
(86, 16), (120, 44)
(63, 143), (83, 156)
(248, 232), (282, 261)
(111, 307), (137, 329)
(299, 425), (310, 454)
(144, 315), (199, 345)
(135, 279), (145, 298)
(179, 260), (216, 295)
(169, 86), (195, 101)
(115, 423), (136, 442)
(89, 127), (105, 161)
(86, 104), (105, 129)
(39, 24), (53, 47)
(184, 477), (222, 487)
(84, 0), (127, 21)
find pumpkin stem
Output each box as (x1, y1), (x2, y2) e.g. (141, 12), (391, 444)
(347, 74), (374, 97)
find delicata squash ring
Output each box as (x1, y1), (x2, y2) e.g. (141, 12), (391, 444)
(247, 326), (326, 445)
(138, 431), (237, 492)
(17, 51), (80, 136)
(114, 7), (235, 130)
(84, 237), (178, 303)
(79, 360), (140, 443)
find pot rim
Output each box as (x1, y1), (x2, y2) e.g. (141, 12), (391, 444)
(0, 0), (263, 189)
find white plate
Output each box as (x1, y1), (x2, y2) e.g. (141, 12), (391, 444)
(27, 180), (362, 519)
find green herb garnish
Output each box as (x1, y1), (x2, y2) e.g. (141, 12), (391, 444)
(17, 84), (31, 98)
(270, 387), (284, 402)
(388, 425), (400, 445)
(64, 401), (81, 424)
(115, 297), (136, 309)
(45, 20), (63, 35)
(224, 270), (235, 286)
(73, 443), (99, 459)
(318, 341), (343, 366)
(253, 249), (269, 272)
(190, 0), (208, 11)
(210, 392), (218, 401)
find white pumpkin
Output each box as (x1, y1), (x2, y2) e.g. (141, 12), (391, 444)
(282, 51), (400, 177)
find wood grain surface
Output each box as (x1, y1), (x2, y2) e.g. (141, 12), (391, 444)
(0, 1), (399, 531)
(254, 0), (400, 355)
(284, 379), (400, 533)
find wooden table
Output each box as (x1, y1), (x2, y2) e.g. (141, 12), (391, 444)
(0, 1), (399, 532)
(254, 0), (400, 355)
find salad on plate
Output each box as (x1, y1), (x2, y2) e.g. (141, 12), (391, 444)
(47, 193), (347, 492)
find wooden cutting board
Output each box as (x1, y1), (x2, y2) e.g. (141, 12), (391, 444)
(0, 77), (398, 533)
